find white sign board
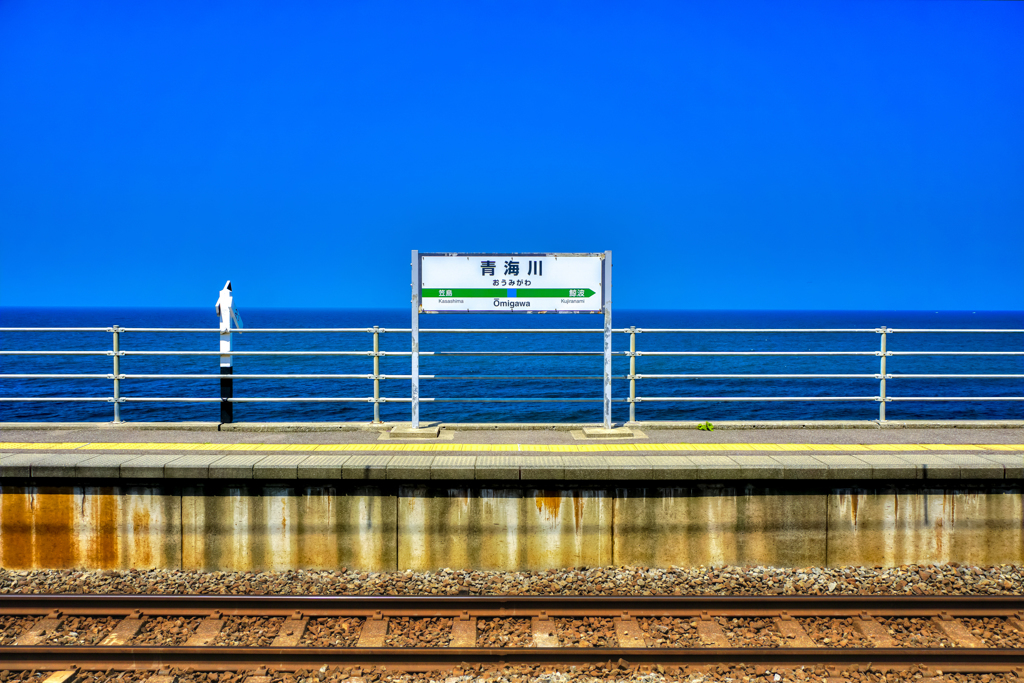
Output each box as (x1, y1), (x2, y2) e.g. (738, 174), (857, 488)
(419, 253), (605, 313)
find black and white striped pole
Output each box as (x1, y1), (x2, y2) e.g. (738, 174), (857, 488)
(216, 281), (242, 424)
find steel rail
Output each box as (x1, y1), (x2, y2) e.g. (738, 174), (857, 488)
(2, 645), (1022, 673)
(2, 594), (1020, 617)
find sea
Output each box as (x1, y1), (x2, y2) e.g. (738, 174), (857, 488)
(1, 309), (1021, 424)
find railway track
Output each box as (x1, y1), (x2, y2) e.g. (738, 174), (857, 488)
(2, 595), (1023, 679)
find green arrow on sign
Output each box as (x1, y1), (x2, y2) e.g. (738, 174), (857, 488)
(424, 288), (597, 298)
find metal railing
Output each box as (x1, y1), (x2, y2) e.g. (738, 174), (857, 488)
(1, 326), (1022, 423)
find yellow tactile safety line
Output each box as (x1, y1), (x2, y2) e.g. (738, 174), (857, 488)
(0, 442), (1021, 453)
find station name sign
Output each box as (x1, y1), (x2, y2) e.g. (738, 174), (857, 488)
(419, 253), (605, 313)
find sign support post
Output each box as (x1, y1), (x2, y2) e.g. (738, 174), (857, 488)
(411, 250), (420, 429)
(603, 250), (612, 430)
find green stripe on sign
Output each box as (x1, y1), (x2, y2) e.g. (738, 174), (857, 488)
(424, 288), (596, 298)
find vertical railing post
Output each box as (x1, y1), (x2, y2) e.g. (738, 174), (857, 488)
(216, 281), (241, 425)
(220, 326), (233, 424)
(603, 250), (612, 429)
(372, 326), (381, 424)
(879, 327), (887, 422)
(112, 325), (121, 424)
(628, 326), (636, 424)
(411, 250), (420, 429)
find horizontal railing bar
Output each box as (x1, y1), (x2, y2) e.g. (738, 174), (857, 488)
(888, 351), (1024, 356)
(0, 351), (111, 355)
(889, 374), (1024, 379)
(129, 328), (370, 333)
(107, 374), (624, 380)
(115, 328), (219, 333)
(0, 374), (112, 378)
(3, 326), (1020, 333)
(121, 374), (377, 379)
(0, 397), (112, 402)
(423, 375), (614, 379)
(626, 328), (881, 333)
(637, 351), (879, 356)
(637, 374), (879, 379)
(425, 351), (616, 356)
(122, 351), (379, 356)
(427, 398), (626, 403)
(418, 329), (604, 333)
(0, 328), (112, 332)
(886, 397), (1024, 401)
(636, 396), (879, 402)
(235, 327), (411, 333)
(888, 329), (1024, 333)
(121, 397), (380, 403)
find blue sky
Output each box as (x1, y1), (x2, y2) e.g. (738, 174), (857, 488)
(1, 0), (1022, 310)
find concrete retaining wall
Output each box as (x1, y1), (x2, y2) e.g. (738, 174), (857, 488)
(1, 483), (1020, 571)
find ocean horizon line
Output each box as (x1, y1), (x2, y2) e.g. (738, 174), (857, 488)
(3, 306), (1023, 314)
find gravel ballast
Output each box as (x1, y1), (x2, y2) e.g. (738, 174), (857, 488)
(716, 617), (785, 648)
(383, 617), (452, 647)
(0, 665), (1022, 683)
(800, 617), (873, 648)
(1, 564), (1020, 597)
(131, 616), (204, 646)
(636, 617), (703, 648)
(301, 617), (363, 647)
(476, 617), (533, 647)
(211, 617), (284, 647)
(876, 616), (953, 648)
(555, 617), (616, 647)
(38, 616), (119, 645)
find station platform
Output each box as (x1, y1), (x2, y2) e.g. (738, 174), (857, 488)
(1, 423), (1021, 573)
(1, 422), (1022, 481)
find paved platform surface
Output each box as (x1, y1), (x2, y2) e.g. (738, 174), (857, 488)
(1, 424), (1020, 480)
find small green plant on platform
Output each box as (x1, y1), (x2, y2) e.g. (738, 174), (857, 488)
(697, 421), (714, 431)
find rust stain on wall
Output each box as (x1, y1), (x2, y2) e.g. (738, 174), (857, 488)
(534, 491), (561, 520)
(132, 504), (152, 568)
(0, 487), (32, 570)
(572, 491), (585, 534)
(96, 488), (118, 569)
(33, 487), (74, 568)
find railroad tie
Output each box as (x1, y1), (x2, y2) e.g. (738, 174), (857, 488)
(695, 611), (730, 648)
(823, 665), (849, 683)
(271, 611), (309, 647)
(15, 610), (64, 646)
(931, 611), (986, 648)
(1007, 611), (1024, 633)
(449, 611), (477, 647)
(613, 612), (646, 648)
(531, 612), (559, 647)
(916, 666), (945, 683)
(184, 610), (225, 646)
(99, 610), (146, 646)
(40, 672), (77, 683)
(774, 611), (817, 648)
(851, 611), (897, 648)
(245, 667), (272, 683)
(356, 611), (388, 647)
